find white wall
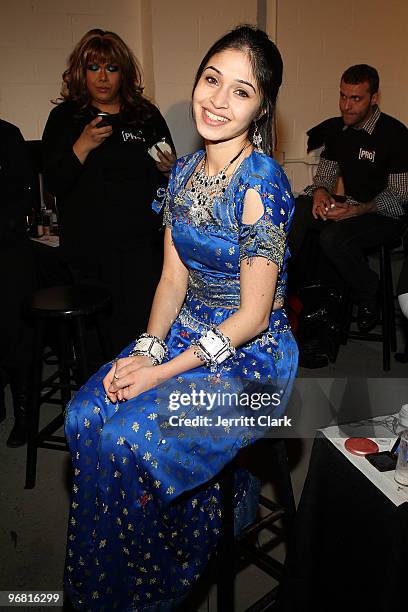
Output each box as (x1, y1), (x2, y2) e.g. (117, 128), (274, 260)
(0, 0), (145, 140)
(276, 0), (408, 192)
(1, 0), (407, 194)
(150, 0), (258, 156)
(0, 0), (258, 151)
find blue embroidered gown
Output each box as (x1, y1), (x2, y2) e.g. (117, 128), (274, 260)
(64, 150), (298, 611)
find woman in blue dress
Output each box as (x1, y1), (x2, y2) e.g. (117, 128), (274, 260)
(64, 25), (298, 611)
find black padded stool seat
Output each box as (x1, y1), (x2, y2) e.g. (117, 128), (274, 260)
(29, 284), (112, 317)
(25, 284), (111, 489)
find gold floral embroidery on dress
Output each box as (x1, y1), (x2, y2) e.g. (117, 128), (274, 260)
(162, 190), (172, 227)
(239, 215), (286, 270)
(188, 270), (240, 308)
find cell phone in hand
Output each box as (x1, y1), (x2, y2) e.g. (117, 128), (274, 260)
(365, 437), (400, 472)
(147, 139), (172, 162)
(96, 112), (112, 128)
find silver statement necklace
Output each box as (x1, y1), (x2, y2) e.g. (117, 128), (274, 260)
(188, 146), (247, 225)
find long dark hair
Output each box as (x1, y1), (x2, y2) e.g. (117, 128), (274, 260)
(192, 25), (283, 157)
(60, 29), (154, 124)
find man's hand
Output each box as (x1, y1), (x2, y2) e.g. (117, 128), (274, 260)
(325, 200), (376, 222)
(324, 202), (354, 221)
(312, 188), (336, 220)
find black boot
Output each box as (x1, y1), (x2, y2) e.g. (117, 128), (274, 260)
(6, 371), (30, 448)
(298, 284), (344, 366)
(0, 389), (5, 423)
(298, 338), (329, 369)
(7, 405), (29, 447)
(0, 367), (7, 423)
(357, 300), (380, 332)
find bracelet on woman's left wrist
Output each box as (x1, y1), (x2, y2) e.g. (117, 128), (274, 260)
(191, 328), (235, 372)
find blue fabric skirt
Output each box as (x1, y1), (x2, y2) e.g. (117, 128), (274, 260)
(64, 302), (298, 611)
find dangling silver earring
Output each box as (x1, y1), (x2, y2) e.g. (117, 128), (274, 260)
(252, 122), (263, 152)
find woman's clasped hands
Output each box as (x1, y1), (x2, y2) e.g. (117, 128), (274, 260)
(103, 355), (162, 403)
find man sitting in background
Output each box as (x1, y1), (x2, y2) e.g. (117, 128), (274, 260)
(289, 64), (408, 366)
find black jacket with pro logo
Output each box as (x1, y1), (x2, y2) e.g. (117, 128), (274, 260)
(42, 101), (174, 256)
(322, 112), (408, 204)
(306, 112), (408, 217)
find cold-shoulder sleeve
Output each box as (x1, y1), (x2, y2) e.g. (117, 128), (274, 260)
(237, 156), (294, 271)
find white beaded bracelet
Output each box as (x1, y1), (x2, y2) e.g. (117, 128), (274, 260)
(129, 333), (168, 366)
(192, 328), (236, 372)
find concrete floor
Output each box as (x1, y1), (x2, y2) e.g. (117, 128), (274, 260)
(1, 312), (407, 611)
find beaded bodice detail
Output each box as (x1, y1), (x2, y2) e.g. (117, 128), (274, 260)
(153, 149), (294, 309)
(185, 149), (245, 226)
(188, 169), (226, 225)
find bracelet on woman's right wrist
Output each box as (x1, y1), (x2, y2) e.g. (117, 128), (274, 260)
(129, 333), (168, 366)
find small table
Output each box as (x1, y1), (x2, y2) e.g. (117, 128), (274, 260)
(278, 418), (408, 611)
(30, 235), (60, 248)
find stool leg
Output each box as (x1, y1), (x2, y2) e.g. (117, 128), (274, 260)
(395, 321), (408, 363)
(217, 464), (236, 612)
(385, 249), (397, 352)
(59, 321), (72, 407)
(340, 288), (353, 345)
(73, 317), (89, 385)
(95, 312), (112, 362)
(270, 439), (296, 537)
(0, 379), (6, 423)
(380, 247), (390, 371)
(25, 319), (45, 489)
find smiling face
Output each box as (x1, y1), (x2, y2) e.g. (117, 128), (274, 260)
(85, 59), (122, 109)
(339, 80), (378, 128)
(192, 48), (263, 147)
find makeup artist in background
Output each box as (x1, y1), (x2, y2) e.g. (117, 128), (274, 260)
(42, 29), (176, 357)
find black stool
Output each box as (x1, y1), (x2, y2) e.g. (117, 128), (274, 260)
(395, 325), (408, 364)
(25, 285), (111, 489)
(395, 229), (408, 364)
(345, 241), (400, 371)
(216, 439), (296, 611)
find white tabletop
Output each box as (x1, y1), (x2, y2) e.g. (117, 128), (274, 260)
(321, 416), (408, 507)
(30, 235), (60, 248)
